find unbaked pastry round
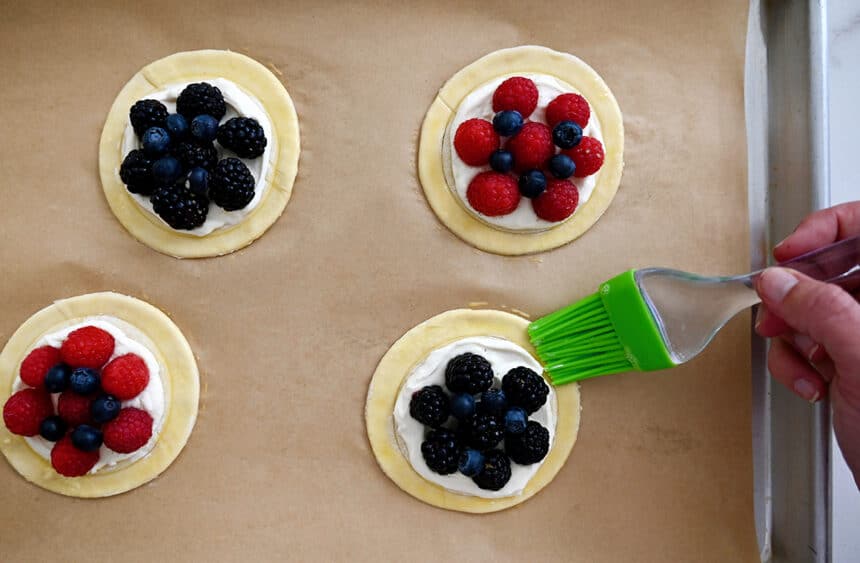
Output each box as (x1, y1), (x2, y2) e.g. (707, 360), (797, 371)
(0, 292), (199, 498)
(365, 308), (581, 513)
(99, 49), (300, 258)
(418, 45), (624, 255)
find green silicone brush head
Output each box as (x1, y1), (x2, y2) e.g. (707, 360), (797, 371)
(528, 270), (675, 385)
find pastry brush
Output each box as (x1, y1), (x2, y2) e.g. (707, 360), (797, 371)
(528, 235), (860, 385)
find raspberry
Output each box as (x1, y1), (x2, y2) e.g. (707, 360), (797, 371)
(563, 136), (605, 178)
(60, 326), (114, 369)
(57, 392), (93, 426)
(466, 172), (520, 217)
(51, 435), (99, 477)
(501, 367), (549, 414)
(445, 353), (494, 394)
(492, 77), (539, 118)
(454, 118), (499, 166)
(3, 389), (53, 436)
(19, 346), (60, 388)
(103, 408), (153, 454)
(505, 122), (554, 172)
(532, 179), (579, 222)
(101, 354), (150, 400)
(545, 93), (590, 128)
(409, 385), (450, 427)
(505, 420), (550, 465)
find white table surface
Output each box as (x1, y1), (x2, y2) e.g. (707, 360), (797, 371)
(827, 1), (860, 561)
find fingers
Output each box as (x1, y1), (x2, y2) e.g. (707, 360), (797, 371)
(774, 201), (860, 261)
(767, 338), (827, 402)
(754, 305), (790, 337)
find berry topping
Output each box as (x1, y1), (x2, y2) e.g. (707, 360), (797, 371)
(151, 181), (209, 230)
(57, 391), (94, 426)
(501, 367), (549, 414)
(562, 136), (605, 178)
(172, 141), (218, 172)
(188, 167), (209, 195)
(466, 171), (520, 217)
(492, 77), (539, 118)
(454, 118), (500, 166)
(545, 92), (590, 128)
(60, 326), (115, 369)
(209, 157), (256, 211)
(548, 153), (576, 179)
(2, 388), (53, 436)
(492, 110), (524, 137)
(102, 407), (153, 454)
(44, 363), (72, 393)
(449, 393), (476, 420)
(489, 149), (514, 173)
(51, 435), (99, 477)
(119, 150), (158, 196)
(141, 127), (171, 156)
(472, 449), (512, 491)
(518, 169), (547, 199)
(190, 114), (219, 142)
(69, 367), (100, 395)
(503, 407), (527, 435)
(445, 353), (494, 395)
(421, 428), (461, 475)
(464, 412), (504, 450)
(101, 354), (149, 400)
(217, 117), (268, 159)
(165, 113), (189, 140)
(176, 82), (226, 121)
(19, 346), (60, 388)
(71, 424), (103, 452)
(39, 415), (67, 442)
(409, 385), (450, 427)
(458, 448), (484, 477)
(477, 388), (507, 416)
(505, 420), (550, 464)
(91, 395), (121, 424)
(129, 99), (168, 137)
(532, 179), (579, 222)
(505, 122), (553, 172)
(552, 120), (583, 149)
(152, 156), (184, 184)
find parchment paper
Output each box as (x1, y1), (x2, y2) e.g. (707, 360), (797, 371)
(0, 1), (756, 561)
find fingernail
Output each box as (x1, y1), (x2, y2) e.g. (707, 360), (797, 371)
(774, 236), (787, 250)
(793, 334), (819, 361)
(759, 268), (798, 303)
(793, 378), (820, 402)
(754, 306), (764, 330)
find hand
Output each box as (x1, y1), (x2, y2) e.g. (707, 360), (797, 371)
(754, 201), (860, 487)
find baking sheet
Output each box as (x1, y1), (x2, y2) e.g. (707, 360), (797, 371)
(0, 1), (758, 561)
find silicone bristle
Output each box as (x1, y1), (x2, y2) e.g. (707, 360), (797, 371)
(527, 292), (633, 385)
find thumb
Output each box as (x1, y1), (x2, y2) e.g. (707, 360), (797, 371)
(756, 267), (860, 370)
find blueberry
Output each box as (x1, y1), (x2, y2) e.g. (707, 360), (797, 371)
(152, 156), (183, 184)
(458, 449), (485, 477)
(141, 127), (171, 156)
(69, 367), (100, 395)
(165, 113), (189, 140)
(479, 388), (507, 415)
(71, 424), (103, 452)
(450, 393), (476, 420)
(91, 395), (121, 424)
(548, 154), (576, 179)
(518, 170), (547, 199)
(489, 150), (514, 173)
(44, 364), (71, 393)
(504, 407), (528, 435)
(188, 167), (209, 195)
(552, 120), (583, 149)
(492, 110), (524, 137)
(39, 415), (67, 442)
(191, 114), (219, 142)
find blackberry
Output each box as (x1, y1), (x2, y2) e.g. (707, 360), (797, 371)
(172, 141), (218, 171)
(176, 82), (226, 120)
(151, 181), (209, 230)
(216, 117), (268, 158)
(444, 353), (493, 395)
(472, 449), (511, 491)
(464, 412), (504, 450)
(502, 367), (549, 414)
(505, 420), (550, 465)
(421, 428), (461, 475)
(129, 99), (168, 137)
(119, 150), (157, 196)
(209, 157), (255, 211)
(409, 385), (450, 427)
